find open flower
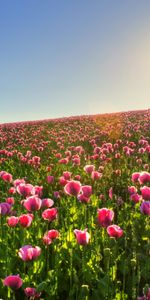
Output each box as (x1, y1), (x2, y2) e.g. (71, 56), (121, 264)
(3, 275), (23, 290)
(23, 196), (42, 211)
(18, 245), (41, 261)
(24, 287), (41, 298)
(42, 208), (58, 222)
(107, 225), (123, 238)
(140, 186), (150, 201)
(97, 208), (114, 227)
(64, 180), (81, 196)
(74, 229), (90, 245)
(140, 201), (150, 215)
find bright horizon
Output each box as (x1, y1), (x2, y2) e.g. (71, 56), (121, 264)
(0, 1), (150, 123)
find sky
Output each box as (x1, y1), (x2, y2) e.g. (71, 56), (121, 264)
(0, 1), (150, 123)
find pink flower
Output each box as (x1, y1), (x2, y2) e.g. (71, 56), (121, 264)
(13, 178), (25, 187)
(140, 201), (150, 215)
(8, 187), (16, 194)
(81, 185), (92, 198)
(23, 196), (42, 211)
(17, 183), (33, 198)
(3, 275), (23, 290)
(91, 171), (102, 180)
(107, 225), (123, 238)
(97, 208), (114, 227)
(6, 197), (15, 205)
(53, 191), (60, 199)
(7, 216), (19, 227)
(0, 202), (11, 215)
(74, 229), (90, 245)
(42, 208), (58, 222)
(130, 193), (141, 203)
(84, 165), (95, 174)
(43, 229), (59, 245)
(46, 229), (59, 239)
(1, 172), (13, 183)
(47, 175), (54, 184)
(19, 214), (34, 228)
(59, 176), (68, 186)
(24, 287), (41, 298)
(128, 186), (137, 195)
(64, 180), (81, 196)
(63, 171), (72, 180)
(138, 172), (150, 185)
(131, 172), (140, 183)
(140, 186), (150, 201)
(77, 194), (90, 203)
(41, 198), (54, 208)
(32, 185), (43, 197)
(18, 245), (41, 261)
(109, 187), (113, 199)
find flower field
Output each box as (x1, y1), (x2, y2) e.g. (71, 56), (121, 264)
(0, 110), (150, 300)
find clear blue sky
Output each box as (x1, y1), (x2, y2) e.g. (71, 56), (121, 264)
(0, 1), (150, 123)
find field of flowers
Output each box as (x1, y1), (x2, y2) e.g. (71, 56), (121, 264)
(0, 110), (150, 300)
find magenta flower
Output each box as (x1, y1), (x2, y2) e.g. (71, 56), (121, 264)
(17, 183), (33, 198)
(23, 196), (42, 211)
(19, 214), (33, 228)
(107, 225), (123, 238)
(1, 172), (13, 183)
(63, 171), (72, 180)
(18, 245), (41, 261)
(128, 186), (137, 195)
(3, 275), (23, 290)
(0, 202), (11, 215)
(81, 185), (92, 198)
(7, 216), (19, 227)
(43, 229), (59, 245)
(47, 175), (54, 184)
(41, 198), (54, 208)
(109, 187), (113, 199)
(42, 208), (58, 222)
(74, 229), (90, 245)
(77, 194), (90, 203)
(140, 201), (150, 215)
(64, 180), (81, 196)
(24, 287), (41, 298)
(97, 208), (114, 227)
(84, 165), (95, 174)
(32, 185), (43, 197)
(140, 186), (150, 201)
(131, 172), (140, 183)
(138, 171), (150, 185)
(130, 193), (141, 203)
(91, 171), (102, 180)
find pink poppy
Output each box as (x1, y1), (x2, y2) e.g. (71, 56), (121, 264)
(3, 275), (23, 290)
(19, 214), (34, 228)
(18, 245), (41, 261)
(140, 201), (150, 215)
(131, 172), (140, 183)
(7, 216), (19, 227)
(74, 229), (90, 245)
(17, 183), (33, 198)
(107, 225), (123, 238)
(41, 198), (54, 208)
(97, 208), (114, 227)
(138, 172), (150, 185)
(140, 186), (150, 201)
(23, 196), (42, 211)
(42, 208), (58, 222)
(64, 180), (81, 196)
(84, 165), (95, 174)
(24, 287), (41, 298)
